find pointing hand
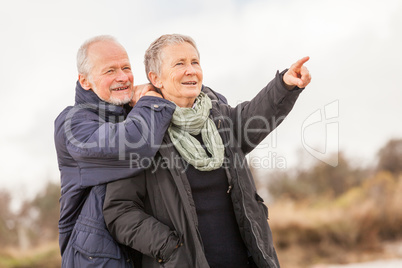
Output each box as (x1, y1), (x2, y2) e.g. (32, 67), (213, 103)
(283, 56), (312, 90)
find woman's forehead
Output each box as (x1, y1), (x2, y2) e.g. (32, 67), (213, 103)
(161, 42), (199, 61)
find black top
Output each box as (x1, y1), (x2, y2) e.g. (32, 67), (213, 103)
(185, 134), (250, 268)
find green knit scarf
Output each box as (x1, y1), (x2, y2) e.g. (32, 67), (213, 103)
(168, 92), (225, 171)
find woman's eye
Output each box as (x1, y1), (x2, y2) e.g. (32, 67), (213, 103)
(192, 61), (199, 65)
(175, 62), (183, 66)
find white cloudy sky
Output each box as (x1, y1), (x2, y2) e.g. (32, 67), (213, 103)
(0, 0), (401, 207)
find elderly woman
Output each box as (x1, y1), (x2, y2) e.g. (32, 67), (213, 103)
(103, 34), (311, 268)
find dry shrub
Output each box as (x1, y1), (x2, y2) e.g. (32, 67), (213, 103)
(269, 172), (402, 266)
(270, 198), (359, 250)
(370, 173), (402, 239)
(0, 241), (60, 268)
(346, 172), (402, 245)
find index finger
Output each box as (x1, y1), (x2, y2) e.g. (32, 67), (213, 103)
(293, 56), (310, 69)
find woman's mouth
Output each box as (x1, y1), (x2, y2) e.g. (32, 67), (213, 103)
(181, 81), (197, 85)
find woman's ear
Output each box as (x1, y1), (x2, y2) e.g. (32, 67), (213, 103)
(148, 72), (162, 89)
(78, 74), (92, 90)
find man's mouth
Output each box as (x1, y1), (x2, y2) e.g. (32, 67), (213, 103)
(112, 86), (130, 91)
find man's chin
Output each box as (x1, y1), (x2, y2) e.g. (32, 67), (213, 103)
(107, 96), (132, 106)
(107, 91), (134, 106)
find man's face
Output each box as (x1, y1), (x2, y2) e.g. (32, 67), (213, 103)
(84, 40), (134, 105)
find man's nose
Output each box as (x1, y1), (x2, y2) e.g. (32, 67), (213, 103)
(116, 69), (129, 82)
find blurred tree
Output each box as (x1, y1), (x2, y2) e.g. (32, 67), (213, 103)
(0, 190), (18, 247)
(298, 152), (367, 197)
(18, 181), (60, 245)
(377, 138), (402, 175)
(267, 152), (368, 200)
(265, 171), (305, 200)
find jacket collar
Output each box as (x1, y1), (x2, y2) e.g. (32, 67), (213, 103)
(74, 80), (127, 116)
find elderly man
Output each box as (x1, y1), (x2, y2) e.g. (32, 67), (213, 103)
(54, 35), (175, 267)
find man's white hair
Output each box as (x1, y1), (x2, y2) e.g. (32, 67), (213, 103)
(76, 35), (119, 76)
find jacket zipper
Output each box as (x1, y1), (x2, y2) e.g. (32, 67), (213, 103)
(235, 167), (272, 266)
(226, 185), (232, 194)
(161, 141), (207, 267)
(216, 106), (273, 267)
(211, 94), (275, 267)
(215, 116), (233, 194)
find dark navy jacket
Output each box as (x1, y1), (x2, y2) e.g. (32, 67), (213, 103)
(54, 82), (175, 267)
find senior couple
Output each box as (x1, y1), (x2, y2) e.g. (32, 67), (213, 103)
(54, 34), (311, 268)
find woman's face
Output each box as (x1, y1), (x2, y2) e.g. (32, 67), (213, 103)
(153, 42), (203, 108)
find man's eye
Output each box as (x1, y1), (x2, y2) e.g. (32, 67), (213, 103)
(175, 62), (183, 66)
(123, 67), (131, 70)
(106, 70), (114, 73)
(192, 61), (199, 65)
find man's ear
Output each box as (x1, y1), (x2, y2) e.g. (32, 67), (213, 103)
(78, 74), (92, 90)
(148, 72), (161, 89)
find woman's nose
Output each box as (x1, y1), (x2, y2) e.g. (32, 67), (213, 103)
(185, 64), (196, 75)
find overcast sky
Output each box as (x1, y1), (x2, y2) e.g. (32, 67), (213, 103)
(1, 0), (401, 208)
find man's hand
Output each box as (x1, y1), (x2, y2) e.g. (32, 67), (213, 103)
(283, 56), (312, 90)
(130, 83), (163, 107)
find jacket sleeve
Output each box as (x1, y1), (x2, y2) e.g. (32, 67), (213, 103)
(220, 69), (303, 154)
(55, 96), (175, 186)
(103, 176), (181, 263)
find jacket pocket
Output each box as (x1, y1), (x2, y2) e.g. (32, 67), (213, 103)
(72, 221), (121, 260)
(157, 231), (183, 262)
(255, 193), (269, 220)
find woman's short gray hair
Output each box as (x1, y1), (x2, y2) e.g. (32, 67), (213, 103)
(77, 35), (118, 76)
(144, 34), (200, 81)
